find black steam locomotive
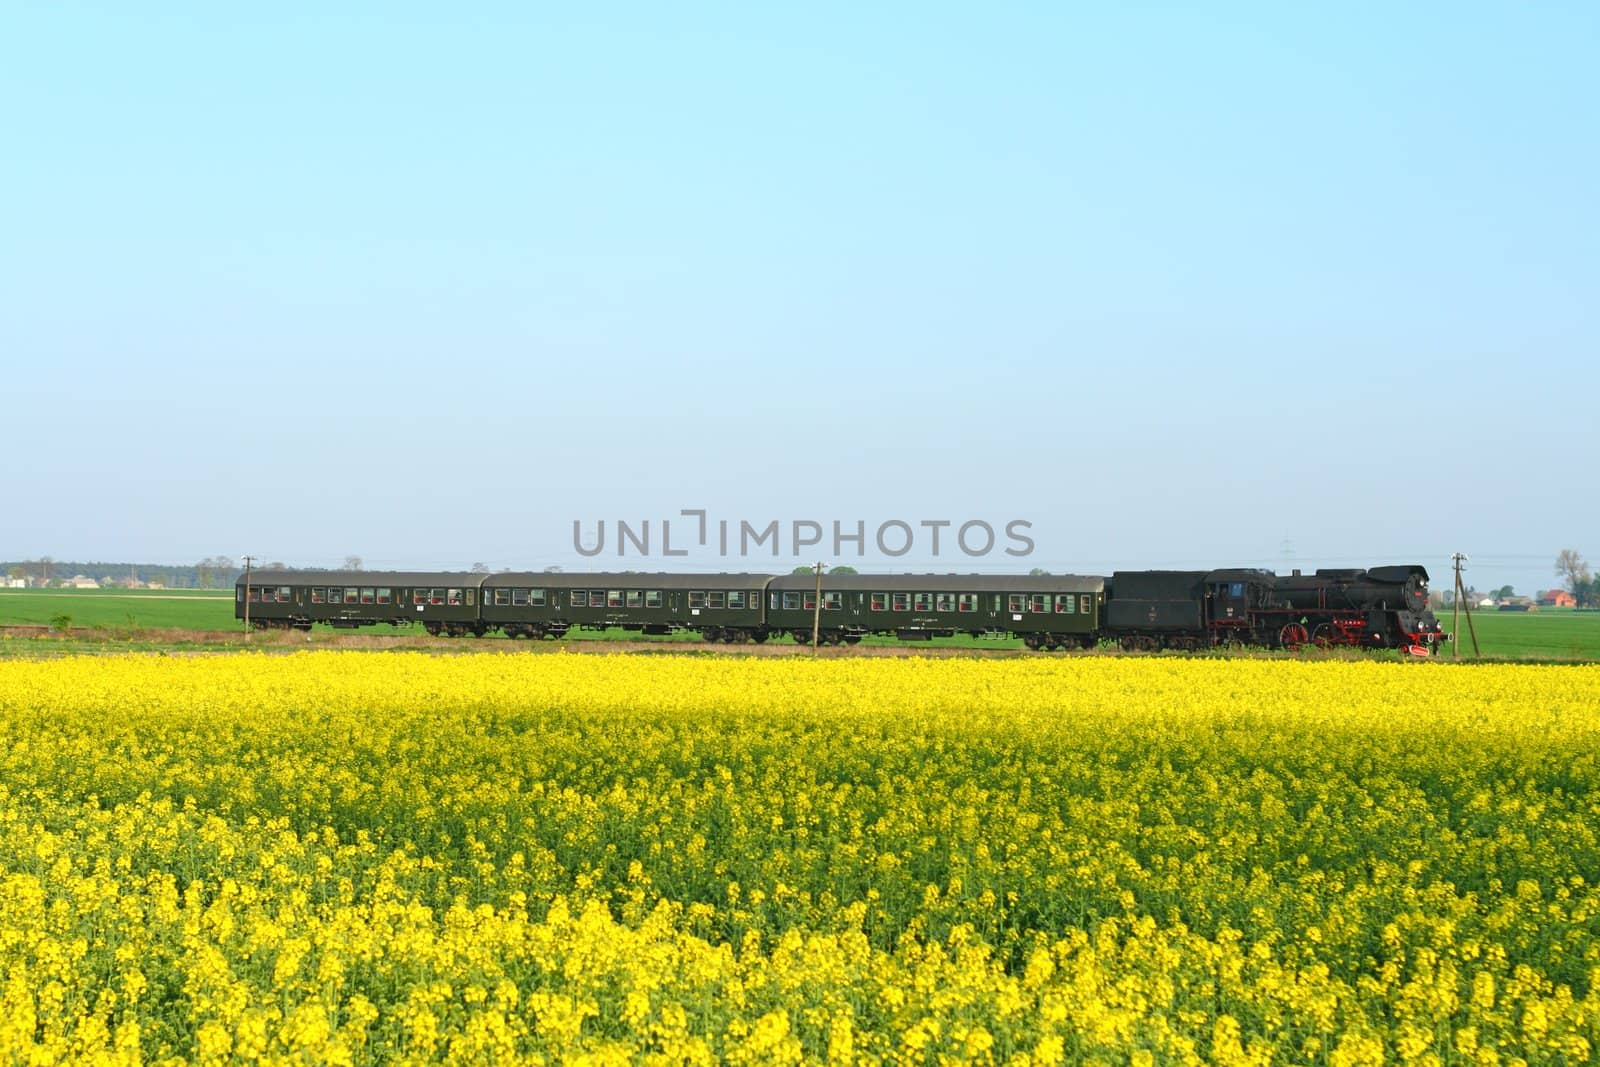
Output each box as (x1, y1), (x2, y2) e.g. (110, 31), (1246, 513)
(1104, 565), (1442, 653)
(236, 562), (1446, 654)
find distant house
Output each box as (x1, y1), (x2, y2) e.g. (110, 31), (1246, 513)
(1537, 590), (1577, 608)
(1497, 596), (1535, 612)
(65, 574), (101, 589)
(3, 577), (26, 589)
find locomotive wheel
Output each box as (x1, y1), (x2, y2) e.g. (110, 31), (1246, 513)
(1119, 636), (1140, 652)
(1279, 623), (1310, 649)
(1312, 623), (1337, 648)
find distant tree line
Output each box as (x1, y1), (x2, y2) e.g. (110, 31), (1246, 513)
(2, 557), (243, 589)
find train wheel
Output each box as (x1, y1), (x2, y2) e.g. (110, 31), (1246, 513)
(1023, 634), (1043, 650)
(1279, 623), (1310, 649)
(793, 631), (811, 644)
(844, 635), (862, 645)
(751, 630), (770, 643)
(1312, 623), (1336, 648)
(723, 629), (742, 644)
(701, 628), (722, 643)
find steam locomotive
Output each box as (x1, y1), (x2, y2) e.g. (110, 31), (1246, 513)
(236, 563), (1445, 653)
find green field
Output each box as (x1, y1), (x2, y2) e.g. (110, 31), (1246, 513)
(1436, 606), (1600, 660)
(3, 589), (1596, 661)
(0, 589), (236, 630)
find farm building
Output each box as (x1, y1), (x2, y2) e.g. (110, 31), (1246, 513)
(1537, 590), (1577, 608)
(65, 575), (101, 589)
(1497, 596), (1535, 612)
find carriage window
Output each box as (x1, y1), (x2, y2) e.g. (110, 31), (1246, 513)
(824, 591), (843, 611)
(1055, 594), (1075, 613)
(871, 593), (889, 611)
(913, 593), (933, 611)
(645, 590), (661, 608)
(588, 590), (606, 608)
(892, 593), (911, 612)
(507, 588), (524, 606)
(728, 591), (745, 609)
(447, 588), (463, 606)
(1229, 582), (1245, 598)
(531, 589), (547, 606)
(782, 591), (801, 610)
(347, 587), (361, 604)
(935, 593), (955, 612)
(708, 591), (726, 609)
(1008, 594), (1026, 613)
(494, 589), (510, 606)
(360, 587), (375, 604)
(627, 590), (643, 608)
(689, 591), (708, 609)
(1081, 596), (1092, 614)
(466, 590), (475, 607)
(570, 590), (585, 608)
(310, 588), (325, 604)
(377, 588), (391, 605)
(801, 592), (817, 611)
(608, 590), (624, 608)
(1030, 594), (1049, 613)
(958, 594), (978, 613)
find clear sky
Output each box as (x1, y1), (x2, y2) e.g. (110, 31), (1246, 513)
(3, 2), (1595, 595)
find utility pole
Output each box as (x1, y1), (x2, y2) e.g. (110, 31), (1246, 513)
(241, 555), (256, 641)
(1451, 553), (1463, 659)
(1451, 551), (1480, 659)
(811, 561), (826, 650)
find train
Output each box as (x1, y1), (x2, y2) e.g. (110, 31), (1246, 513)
(236, 563), (1447, 653)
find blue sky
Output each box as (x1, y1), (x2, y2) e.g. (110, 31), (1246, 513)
(2, 2), (1595, 594)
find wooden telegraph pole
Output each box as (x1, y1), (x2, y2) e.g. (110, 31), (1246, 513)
(811, 561), (826, 650)
(241, 555), (256, 642)
(1451, 551), (1480, 659)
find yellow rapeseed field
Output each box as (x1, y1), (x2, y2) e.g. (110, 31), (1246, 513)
(1, 652), (1597, 1065)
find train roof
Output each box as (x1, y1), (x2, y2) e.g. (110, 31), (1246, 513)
(484, 572), (778, 590)
(768, 573), (1104, 592)
(237, 570), (486, 587)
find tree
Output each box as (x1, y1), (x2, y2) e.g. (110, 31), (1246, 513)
(1555, 550), (1593, 607)
(1029, 567), (1051, 576)
(1494, 585), (1515, 600)
(343, 556), (363, 572)
(471, 562), (490, 574)
(832, 565), (858, 575)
